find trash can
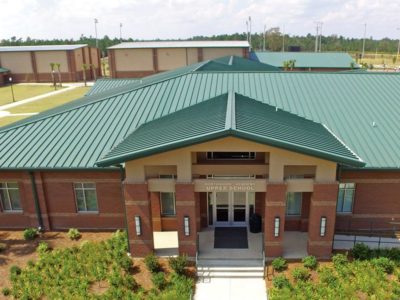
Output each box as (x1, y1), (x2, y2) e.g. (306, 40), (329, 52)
(249, 213), (262, 233)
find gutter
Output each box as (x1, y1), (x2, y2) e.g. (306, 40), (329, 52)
(28, 171), (44, 230)
(119, 164), (130, 254)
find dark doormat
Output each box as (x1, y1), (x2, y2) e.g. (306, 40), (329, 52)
(214, 227), (248, 249)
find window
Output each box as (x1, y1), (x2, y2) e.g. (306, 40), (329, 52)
(206, 152), (256, 160)
(74, 183), (98, 212)
(160, 192), (176, 216)
(0, 182), (22, 212)
(159, 174), (177, 179)
(337, 183), (355, 213)
(286, 192), (302, 216)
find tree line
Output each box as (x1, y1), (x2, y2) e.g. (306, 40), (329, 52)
(1, 29), (399, 56)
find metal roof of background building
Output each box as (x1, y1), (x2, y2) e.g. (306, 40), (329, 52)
(98, 92), (363, 167)
(0, 67), (398, 170)
(196, 56), (279, 72)
(108, 40), (250, 49)
(87, 78), (140, 96)
(0, 67), (10, 73)
(250, 52), (358, 69)
(0, 44), (88, 52)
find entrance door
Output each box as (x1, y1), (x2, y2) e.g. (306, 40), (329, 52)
(212, 192), (249, 226)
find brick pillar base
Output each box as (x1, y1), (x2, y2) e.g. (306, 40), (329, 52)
(307, 183), (338, 258)
(265, 183), (287, 258)
(124, 183), (154, 257)
(175, 183), (198, 257)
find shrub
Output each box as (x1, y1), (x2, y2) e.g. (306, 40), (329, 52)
(67, 228), (81, 240)
(272, 274), (291, 289)
(291, 267), (310, 282)
(318, 267), (338, 287)
(152, 272), (166, 290)
(371, 257), (395, 274)
(0, 242), (7, 252)
(332, 253), (348, 268)
(271, 257), (287, 272)
(23, 228), (39, 240)
(302, 255), (318, 270)
(352, 243), (371, 260)
(169, 273), (194, 296)
(144, 253), (160, 273)
(37, 241), (49, 255)
(1, 287), (11, 297)
(9, 265), (22, 281)
(168, 254), (187, 275)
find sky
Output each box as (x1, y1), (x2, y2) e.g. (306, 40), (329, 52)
(0, 0), (399, 40)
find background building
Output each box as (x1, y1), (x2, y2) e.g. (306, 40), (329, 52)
(0, 44), (101, 83)
(107, 40), (250, 78)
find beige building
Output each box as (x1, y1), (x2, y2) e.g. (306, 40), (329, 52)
(0, 44), (101, 83)
(108, 41), (250, 78)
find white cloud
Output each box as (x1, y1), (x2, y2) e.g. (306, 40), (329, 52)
(0, 0), (398, 40)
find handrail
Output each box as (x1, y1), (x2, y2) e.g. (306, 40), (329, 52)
(262, 250), (266, 278)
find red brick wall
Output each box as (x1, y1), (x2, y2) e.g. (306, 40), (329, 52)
(0, 171), (124, 230)
(199, 192), (208, 228)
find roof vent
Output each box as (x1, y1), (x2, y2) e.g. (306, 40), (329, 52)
(372, 121), (377, 127)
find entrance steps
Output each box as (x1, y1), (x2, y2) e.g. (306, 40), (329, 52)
(197, 259), (264, 279)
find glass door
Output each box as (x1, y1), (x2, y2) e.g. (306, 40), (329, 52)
(212, 191), (249, 226)
(232, 192), (247, 225)
(215, 192), (230, 225)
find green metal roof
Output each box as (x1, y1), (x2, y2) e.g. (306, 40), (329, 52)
(97, 92), (363, 167)
(250, 52), (358, 69)
(0, 67), (9, 73)
(0, 70), (399, 169)
(87, 78), (139, 96)
(196, 56), (279, 72)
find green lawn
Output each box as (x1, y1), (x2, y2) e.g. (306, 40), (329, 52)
(9, 87), (89, 114)
(0, 85), (61, 106)
(0, 116), (29, 128)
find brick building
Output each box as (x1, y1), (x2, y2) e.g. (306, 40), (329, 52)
(0, 44), (101, 83)
(0, 59), (399, 259)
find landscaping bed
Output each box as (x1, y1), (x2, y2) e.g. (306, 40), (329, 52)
(267, 246), (400, 299)
(0, 229), (195, 299)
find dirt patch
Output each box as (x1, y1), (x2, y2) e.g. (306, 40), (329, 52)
(89, 280), (110, 295)
(0, 230), (113, 290)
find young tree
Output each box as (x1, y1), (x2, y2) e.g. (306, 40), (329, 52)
(49, 62), (56, 89)
(91, 64), (97, 81)
(55, 63), (62, 87)
(82, 63), (89, 86)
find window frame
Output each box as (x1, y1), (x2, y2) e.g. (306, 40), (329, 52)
(286, 192), (302, 216)
(206, 152), (256, 160)
(0, 182), (22, 212)
(160, 192), (176, 217)
(336, 183), (355, 214)
(73, 182), (99, 213)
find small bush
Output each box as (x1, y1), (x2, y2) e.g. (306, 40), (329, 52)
(37, 241), (49, 255)
(9, 265), (21, 281)
(372, 257), (395, 274)
(67, 228), (81, 240)
(2, 287), (11, 297)
(352, 243), (371, 260)
(23, 228), (39, 240)
(271, 257), (287, 272)
(302, 255), (318, 270)
(152, 272), (166, 290)
(0, 242), (7, 252)
(168, 254), (187, 275)
(272, 274), (291, 289)
(291, 267), (310, 282)
(27, 260), (35, 268)
(144, 253), (160, 273)
(318, 267), (338, 287)
(332, 253), (348, 268)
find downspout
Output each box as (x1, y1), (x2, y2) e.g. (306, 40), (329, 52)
(28, 172), (44, 230)
(119, 164), (131, 254)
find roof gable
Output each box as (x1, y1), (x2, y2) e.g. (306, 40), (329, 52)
(97, 92), (364, 167)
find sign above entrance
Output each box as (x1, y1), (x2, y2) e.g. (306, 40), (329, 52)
(194, 179), (267, 192)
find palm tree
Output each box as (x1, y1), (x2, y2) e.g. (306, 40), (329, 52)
(91, 64), (97, 81)
(283, 60), (290, 71)
(49, 62), (56, 89)
(55, 63), (62, 87)
(82, 63), (89, 86)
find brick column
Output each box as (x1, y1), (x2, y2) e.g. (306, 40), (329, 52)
(307, 183), (338, 258)
(124, 183), (154, 257)
(175, 183), (198, 257)
(152, 49), (159, 73)
(150, 192), (162, 231)
(265, 183), (286, 257)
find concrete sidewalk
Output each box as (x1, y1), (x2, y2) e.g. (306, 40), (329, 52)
(195, 277), (267, 300)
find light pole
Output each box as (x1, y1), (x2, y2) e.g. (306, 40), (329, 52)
(94, 18), (99, 48)
(319, 22), (323, 52)
(362, 23), (367, 59)
(9, 77), (15, 102)
(248, 16), (252, 51)
(120, 23), (123, 42)
(263, 24), (266, 51)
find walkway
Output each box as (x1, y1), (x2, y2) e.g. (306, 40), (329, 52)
(0, 82), (92, 111)
(195, 277), (267, 300)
